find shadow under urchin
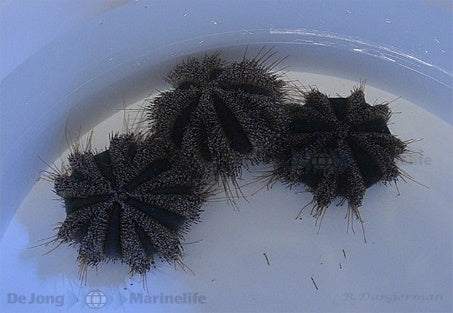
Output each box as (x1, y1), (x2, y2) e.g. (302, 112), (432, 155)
(52, 133), (209, 278)
(271, 86), (409, 234)
(147, 49), (291, 199)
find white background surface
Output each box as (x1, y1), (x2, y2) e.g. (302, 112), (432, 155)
(1, 0), (451, 241)
(0, 0), (131, 80)
(1, 74), (452, 312)
(1, 1), (452, 312)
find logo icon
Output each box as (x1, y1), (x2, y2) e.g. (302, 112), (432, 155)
(291, 148), (350, 176)
(85, 290), (107, 309)
(310, 152), (333, 170)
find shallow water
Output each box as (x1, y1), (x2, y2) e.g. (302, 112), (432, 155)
(1, 72), (451, 313)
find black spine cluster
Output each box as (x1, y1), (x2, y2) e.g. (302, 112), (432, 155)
(51, 51), (409, 277)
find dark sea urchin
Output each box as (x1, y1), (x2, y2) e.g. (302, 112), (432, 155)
(272, 86), (407, 229)
(147, 52), (290, 193)
(53, 133), (208, 276)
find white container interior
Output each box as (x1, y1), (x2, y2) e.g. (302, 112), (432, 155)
(1, 1), (451, 312)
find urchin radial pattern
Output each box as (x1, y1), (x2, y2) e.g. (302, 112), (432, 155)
(53, 134), (207, 275)
(273, 87), (407, 220)
(148, 53), (290, 183)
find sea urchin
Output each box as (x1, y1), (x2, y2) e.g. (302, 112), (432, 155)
(147, 52), (290, 193)
(53, 133), (208, 276)
(272, 86), (407, 227)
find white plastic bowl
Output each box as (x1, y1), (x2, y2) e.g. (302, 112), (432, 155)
(0, 1), (451, 312)
(1, 0), (451, 236)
